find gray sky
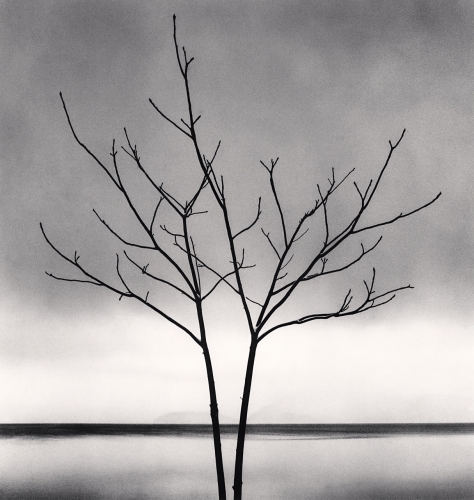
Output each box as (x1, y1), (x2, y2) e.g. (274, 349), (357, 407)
(0, 0), (473, 423)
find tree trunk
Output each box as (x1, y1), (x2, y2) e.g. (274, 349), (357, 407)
(233, 337), (258, 500)
(202, 341), (227, 500)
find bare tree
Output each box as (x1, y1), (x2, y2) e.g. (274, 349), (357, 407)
(42, 16), (441, 500)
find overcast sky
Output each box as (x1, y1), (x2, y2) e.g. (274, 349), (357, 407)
(0, 0), (473, 423)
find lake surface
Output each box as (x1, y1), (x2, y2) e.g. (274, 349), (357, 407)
(1, 424), (473, 499)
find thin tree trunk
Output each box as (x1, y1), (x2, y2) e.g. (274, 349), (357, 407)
(233, 337), (258, 500)
(201, 342), (227, 499)
(197, 298), (226, 500)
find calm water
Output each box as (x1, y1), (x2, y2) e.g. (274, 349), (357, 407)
(1, 424), (473, 499)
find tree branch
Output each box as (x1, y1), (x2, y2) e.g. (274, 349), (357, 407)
(115, 253), (201, 344)
(353, 192), (442, 234)
(186, 173), (210, 215)
(122, 250), (195, 301)
(274, 236), (383, 295)
(201, 268), (240, 300)
(258, 269), (413, 343)
(41, 222), (132, 295)
(160, 224), (185, 240)
(92, 209), (155, 250)
(45, 272), (102, 287)
(148, 98), (192, 138)
(364, 129), (405, 207)
(59, 94), (197, 294)
(233, 198), (262, 239)
(261, 157), (287, 247)
(257, 131), (438, 333)
(182, 215), (201, 296)
(122, 128), (185, 215)
(171, 234), (241, 297)
(261, 229), (280, 259)
(164, 17), (256, 335)
(59, 92), (120, 189)
(150, 196), (165, 233)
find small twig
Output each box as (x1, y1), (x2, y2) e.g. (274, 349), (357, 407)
(187, 210), (209, 217)
(246, 296), (264, 308)
(45, 272), (101, 287)
(293, 228), (309, 243)
(151, 197), (164, 233)
(149, 98), (192, 138)
(353, 192), (442, 234)
(261, 157), (288, 247)
(233, 198), (262, 239)
(317, 184), (329, 247)
(123, 250), (195, 300)
(160, 224), (185, 239)
(280, 253), (294, 271)
(93, 209), (154, 250)
(59, 92), (120, 189)
(274, 236), (383, 295)
(261, 228), (280, 259)
(202, 268), (239, 300)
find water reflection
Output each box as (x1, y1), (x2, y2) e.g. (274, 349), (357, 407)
(1, 433), (473, 499)
(242, 435), (474, 499)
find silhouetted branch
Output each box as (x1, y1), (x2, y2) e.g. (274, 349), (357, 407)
(261, 229), (280, 259)
(257, 131), (439, 334)
(160, 224), (185, 240)
(42, 222), (200, 343)
(208, 140), (222, 165)
(233, 198), (262, 239)
(317, 184), (329, 247)
(59, 92), (120, 189)
(353, 192), (442, 234)
(171, 233), (240, 297)
(110, 139), (123, 190)
(150, 197), (164, 233)
(41, 222), (130, 293)
(185, 225), (201, 294)
(59, 98), (197, 293)
(202, 268), (240, 300)
(149, 98), (192, 138)
(122, 128), (185, 215)
(115, 252), (200, 344)
(92, 209), (155, 250)
(186, 173), (210, 214)
(274, 236), (383, 295)
(280, 253), (294, 271)
(293, 228), (309, 243)
(45, 272), (102, 287)
(165, 20), (256, 334)
(258, 269), (413, 342)
(261, 157), (288, 247)
(246, 296), (263, 308)
(123, 250), (195, 300)
(365, 129), (405, 207)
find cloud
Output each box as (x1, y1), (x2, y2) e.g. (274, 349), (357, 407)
(1, 1), (472, 317)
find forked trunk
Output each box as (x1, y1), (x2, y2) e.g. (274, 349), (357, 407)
(233, 337), (258, 500)
(202, 342), (227, 499)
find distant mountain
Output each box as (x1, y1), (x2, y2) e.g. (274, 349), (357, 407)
(247, 405), (314, 424)
(400, 394), (474, 423)
(154, 411), (238, 424)
(155, 405), (314, 424)
(154, 394), (474, 424)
